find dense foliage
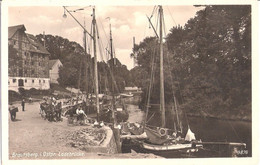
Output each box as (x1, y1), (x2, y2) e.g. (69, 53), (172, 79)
(35, 34), (131, 94)
(131, 5), (251, 120)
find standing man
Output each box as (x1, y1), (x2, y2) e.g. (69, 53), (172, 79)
(21, 99), (25, 111)
(9, 103), (18, 121)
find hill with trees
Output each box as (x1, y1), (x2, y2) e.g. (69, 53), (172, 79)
(35, 34), (131, 94)
(130, 5), (251, 121)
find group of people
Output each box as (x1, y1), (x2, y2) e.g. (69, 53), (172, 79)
(72, 104), (107, 128)
(40, 96), (62, 122)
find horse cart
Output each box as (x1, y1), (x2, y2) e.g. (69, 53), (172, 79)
(40, 102), (62, 122)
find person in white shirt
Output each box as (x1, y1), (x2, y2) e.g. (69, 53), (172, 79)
(76, 106), (87, 121)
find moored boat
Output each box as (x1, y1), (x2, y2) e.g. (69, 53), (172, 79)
(127, 6), (203, 155)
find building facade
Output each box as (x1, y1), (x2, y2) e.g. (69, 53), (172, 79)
(49, 59), (62, 84)
(8, 25), (50, 92)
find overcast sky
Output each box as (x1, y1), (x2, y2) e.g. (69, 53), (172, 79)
(8, 6), (204, 70)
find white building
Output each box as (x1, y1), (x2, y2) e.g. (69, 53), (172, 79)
(49, 59), (62, 84)
(8, 25), (50, 92)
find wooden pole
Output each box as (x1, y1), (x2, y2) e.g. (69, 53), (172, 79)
(174, 95), (180, 130)
(83, 20), (89, 94)
(92, 7), (100, 121)
(109, 20), (121, 153)
(159, 6), (166, 128)
(133, 37), (136, 68)
(77, 53), (82, 97)
(109, 21), (116, 125)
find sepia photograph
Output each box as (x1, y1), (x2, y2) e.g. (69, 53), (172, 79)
(1, 0), (259, 164)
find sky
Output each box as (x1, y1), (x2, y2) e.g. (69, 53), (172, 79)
(8, 6), (204, 70)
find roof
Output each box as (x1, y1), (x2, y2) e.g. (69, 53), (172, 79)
(8, 24), (50, 55)
(49, 59), (62, 69)
(26, 34), (50, 55)
(8, 24), (26, 39)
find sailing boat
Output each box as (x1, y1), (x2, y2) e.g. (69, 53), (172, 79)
(135, 6), (202, 154)
(99, 19), (129, 123)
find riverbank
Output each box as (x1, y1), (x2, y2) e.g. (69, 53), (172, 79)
(8, 101), (161, 159)
(124, 98), (252, 158)
(186, 111), (251, 122)
(125, 96), (251, 122)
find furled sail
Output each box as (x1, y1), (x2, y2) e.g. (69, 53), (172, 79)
(185, 128), (196, 141)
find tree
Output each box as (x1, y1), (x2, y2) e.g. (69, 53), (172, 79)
(167, 5), (251, 117)
(131, 5), (251, 119)
(36, 34), (132, 93)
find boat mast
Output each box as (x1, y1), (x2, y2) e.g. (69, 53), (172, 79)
(83, 20), (88, 94)
(109, 20), (116, 124)
(159, 6), (166, 128)
(92, 7), (100, 121)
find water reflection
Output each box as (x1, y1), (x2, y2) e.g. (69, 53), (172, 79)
(124, 96), (252, 158)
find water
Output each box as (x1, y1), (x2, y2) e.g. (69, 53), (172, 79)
(187, 116), (251, 157)
(124, 96), (252, 158)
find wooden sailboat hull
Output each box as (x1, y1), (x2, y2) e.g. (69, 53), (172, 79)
(143, 126), (171, 145)
(134, 142), (203, 158)
(125, 140), (203, 158)
(141, 142), (203, 152)
(137, 126), (203, 154)
(120, 93), (134, 98)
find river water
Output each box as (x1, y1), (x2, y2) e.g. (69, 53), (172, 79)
(124, 96), (252, 158)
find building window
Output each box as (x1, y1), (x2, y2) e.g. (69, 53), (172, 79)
(32, 70), (35, 74)
(31, 61), (34, 65)
(18, 79), (24, 87)
(32, 79), (34, 83)
(8, 81), (10, 85)
(39, 80), (41, 83)
(13, 79), (16, 83)
(43, 80), (45, 83)
(39, 62), (41, 66)
(25, 79), (27, 83)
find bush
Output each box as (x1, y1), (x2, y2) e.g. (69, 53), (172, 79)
(18, 87), (26, 97)
(27, 88), (51, 96)
(9, 90), (21, 103)
(29, 88), (37, 95)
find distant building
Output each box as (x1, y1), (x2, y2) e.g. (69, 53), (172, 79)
(124, 86), (141, 92)
(8, 24), (50, 92)
(49, 59), (62, 84)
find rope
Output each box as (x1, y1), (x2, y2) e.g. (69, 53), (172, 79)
(162, 10), (167, 38)
(89, 23), (94, 93)
(166, 6), (177, 27)
(150, 6), (158, 18)
(96, 23), (112, 93)
(228, 120), (242, 143)
(146, 112), (155, 124)
(163, 6), (190, 130)
(144, 40), (157, 126)
(155, 7), (159, 34)
(97, 17), (110, 54)
(95, 21), (121, 93)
